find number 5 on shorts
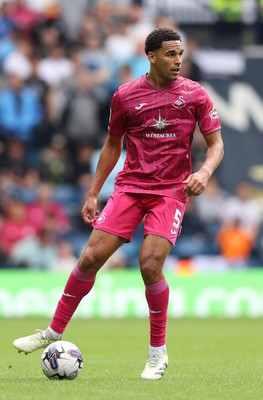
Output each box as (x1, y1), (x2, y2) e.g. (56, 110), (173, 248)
(170, 208), (182, 235)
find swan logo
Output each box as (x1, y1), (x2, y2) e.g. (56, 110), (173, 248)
(172, 96), (186, 109)
(96, 212), (107, 224)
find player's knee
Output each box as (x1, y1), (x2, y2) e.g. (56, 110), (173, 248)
(78, 247), (104, 273)
(140, 254), (163, 284)
(140, 250), (163, 267)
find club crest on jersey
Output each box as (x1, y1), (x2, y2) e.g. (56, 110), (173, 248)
(209, 105), (219, 121)
(172, 96), (186, 109)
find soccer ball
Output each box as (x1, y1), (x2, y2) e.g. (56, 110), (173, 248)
(41, 341), (83, 380)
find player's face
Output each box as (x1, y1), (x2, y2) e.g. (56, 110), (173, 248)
(149, 40), (184, 83)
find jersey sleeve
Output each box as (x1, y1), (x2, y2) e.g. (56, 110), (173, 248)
(196, 86), (221, 135)
(108, 89), (128, 137)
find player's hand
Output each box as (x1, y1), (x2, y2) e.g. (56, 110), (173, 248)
(81, 195), (99, 224)
(183, 170), (210, 196)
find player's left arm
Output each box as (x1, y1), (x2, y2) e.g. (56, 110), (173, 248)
(183, 129), (224, 196)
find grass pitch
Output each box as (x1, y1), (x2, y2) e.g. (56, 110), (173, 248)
(1, 318), (263, 400)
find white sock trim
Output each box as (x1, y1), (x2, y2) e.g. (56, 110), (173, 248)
(149, 344), (167, 354)
(47, 327), (62, 340)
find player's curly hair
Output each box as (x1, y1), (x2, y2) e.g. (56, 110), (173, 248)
(145, 28), (181, 55)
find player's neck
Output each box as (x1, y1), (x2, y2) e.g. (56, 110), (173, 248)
(146, 72), (176, 89)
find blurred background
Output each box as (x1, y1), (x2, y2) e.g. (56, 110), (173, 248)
(0, 1), (263, 319)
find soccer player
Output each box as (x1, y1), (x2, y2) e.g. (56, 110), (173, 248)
(13, 28), (224, 380)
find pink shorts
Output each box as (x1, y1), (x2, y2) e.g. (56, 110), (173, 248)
(93, 191), (186, 245)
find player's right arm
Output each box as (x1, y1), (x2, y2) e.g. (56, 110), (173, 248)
(81, 134), (124, 224)
(82, 89), (127, 224)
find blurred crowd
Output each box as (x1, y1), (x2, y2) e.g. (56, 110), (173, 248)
(0, 0), (263, 272)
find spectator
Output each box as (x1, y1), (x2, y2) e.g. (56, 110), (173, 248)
(78, 13), (102, 43)
(60, 69), (103, 146)
(40, 134), (74, 184)
(110, 62), (133, 91)
(0, 197), (36, 256)
(0, 168), (20, 206)
(9, 226), (58, 269)
(3, 32), (35, 65)
(78, 32), (111, 105)
(36, 43), (74, 87)
(0, 138), (31, 178)
(0, 63), (43, 143)
(125, 3), (154, 44)
(9, 0), (41, 37)
(0, 137), (41, 202)
(221, 181), (262, 239)
(24, 0), (60, 14)
(26, 181), (70, 235)
(71, 141), (94, 187)
(59, 0), (92, 42)
(0, 1), (16, 39)
(79, 32), (109, 81)
(195, 176), (228, 237)
(216, 218), (254, 268)
(27, 54), (49, 108)
(16, 168), (41, 203)
(180, 36), (202, 82)
(32, 3), (67, 55)
(127, 37), (150, 79)
(0, 27), (18, 67)
(104, 19), (137, 63)
(26, 54), (54, 145)
(52, 239), (78, 272)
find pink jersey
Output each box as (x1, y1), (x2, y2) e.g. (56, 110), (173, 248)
(108, 75), (221, 202)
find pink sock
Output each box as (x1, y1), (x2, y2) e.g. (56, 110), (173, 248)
(145, 277), (169, 347)
(50, 265), (96, 334)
